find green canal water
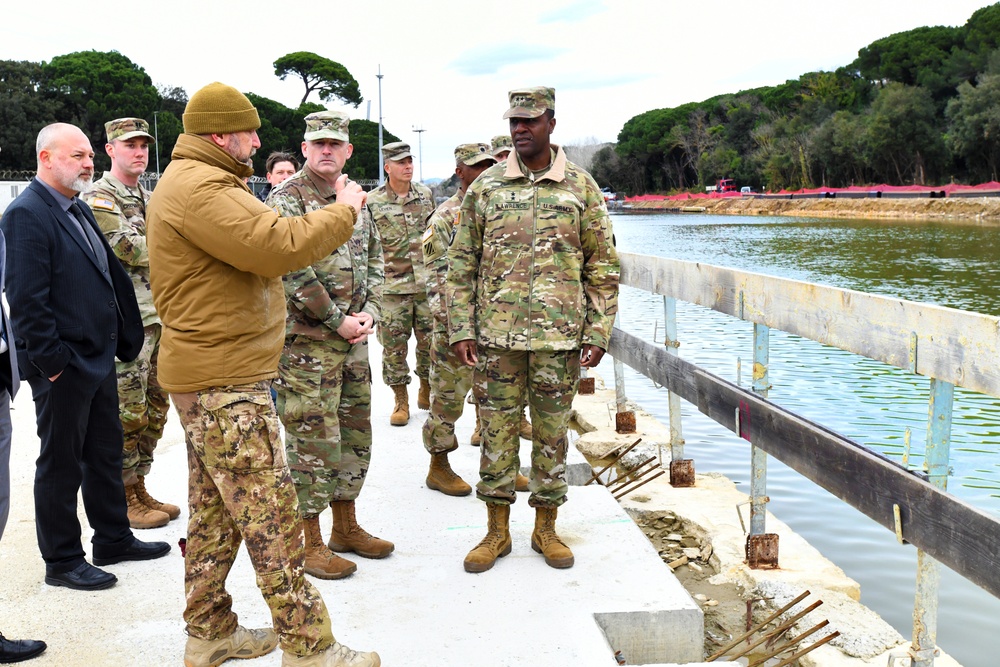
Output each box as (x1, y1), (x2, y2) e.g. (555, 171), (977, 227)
(607, 212), (1000, 666)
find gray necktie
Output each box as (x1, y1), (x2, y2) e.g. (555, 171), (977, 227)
(69, 202), (108, 273)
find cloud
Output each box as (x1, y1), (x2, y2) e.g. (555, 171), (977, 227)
(538, 0), (606, 24)
(450, 44), (569, 76)
(553, 71), (653, 91)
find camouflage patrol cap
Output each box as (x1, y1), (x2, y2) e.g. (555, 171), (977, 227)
(105, 117), (155, 143)
(454, 143), (496, 167)
(382, 141), (412, 161)
(490, 135), (513, 156)
(502, 87), (555, 119)
(304, 110), (350, 142)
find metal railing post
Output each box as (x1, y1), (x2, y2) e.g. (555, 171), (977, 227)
(911, 378), (953, 667)
(663, 296), (693, 486)
(663, 296), (684, 459)
(750, 323), (770, 535)
(746, 322), (778, 567)
(612, 313), (635, 433)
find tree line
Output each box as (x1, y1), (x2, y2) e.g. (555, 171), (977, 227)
(0, 50), (397, 179)
(591, 3), (1000, 194)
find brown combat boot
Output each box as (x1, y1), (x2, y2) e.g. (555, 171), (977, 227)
(518, 412), (533, 440)
(531, 506), (574, 568)
(281, 641), (381, 666)
(185, 626), (278, 667)
(125, 482), (169, 529)
(303, 515), (356, 579)
(329, 500), (394, 559)
(135, 475), (181, 520)
(515, 472), (530, 493)
(426, 452), (472, 497)
(470, 406), (482, 446)
(389, 385), (409, 426)
(464, 502), (512, 573)
(417, 377), (430, 410)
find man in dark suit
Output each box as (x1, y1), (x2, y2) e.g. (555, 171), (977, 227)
(0, 122), (170, 592)
(0, 229), (45, 662)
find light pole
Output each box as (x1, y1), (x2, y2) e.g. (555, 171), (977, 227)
(152, 111), (161, 178)
(412, 126), (426, 183)
(377, 65), (384, 186)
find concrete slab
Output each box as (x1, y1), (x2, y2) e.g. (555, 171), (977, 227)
(0, 339), (703, 666)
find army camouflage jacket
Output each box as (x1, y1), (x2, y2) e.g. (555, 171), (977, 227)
(447, 145), (619, 352)
(366, 180), (435, 295)
(147, 134), (354, 393)
(421, 190), (463, 326)
(83, 173), (159, 326)
(266, 165), (383, 349)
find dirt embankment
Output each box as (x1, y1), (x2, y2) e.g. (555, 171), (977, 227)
(623, 195), (1000, 222)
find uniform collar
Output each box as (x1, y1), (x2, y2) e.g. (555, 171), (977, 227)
(301, 164), (338, 200)
(503, 144), (567, 183)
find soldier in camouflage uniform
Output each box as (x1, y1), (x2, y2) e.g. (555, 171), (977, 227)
(467, 133), (532, 449)
(82, 117), (179, 531)
(490, 135), (513, 161)
(366, 142), (435, 426)
(448, 87), (620, 573)
(420, 143), (496, 498)
(267, 111), (392, 581)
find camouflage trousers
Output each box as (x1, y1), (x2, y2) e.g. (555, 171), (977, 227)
(377, 291), (431, 386)
(171, 382), (334, 656)
(422, 317), (472, 454)
(275, 336), (372, 516)
(473, 348), (580, 508)
(116, 323), (169, 485)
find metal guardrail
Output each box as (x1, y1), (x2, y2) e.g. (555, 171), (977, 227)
(611, 252), (998, 666)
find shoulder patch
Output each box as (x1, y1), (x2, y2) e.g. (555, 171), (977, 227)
(90, 198), (117, 212)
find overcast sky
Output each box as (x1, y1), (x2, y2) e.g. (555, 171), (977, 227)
(2, 0), (994, 180)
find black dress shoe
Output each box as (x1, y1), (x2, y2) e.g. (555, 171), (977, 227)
(44, 562), (117, 591)
(92, 537), (171, 566)
(0, 633), (46, 663)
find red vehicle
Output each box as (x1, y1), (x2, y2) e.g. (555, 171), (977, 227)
(716, 178), (737, 193)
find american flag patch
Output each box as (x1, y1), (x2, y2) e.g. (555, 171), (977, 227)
(90, 198), (116, 211)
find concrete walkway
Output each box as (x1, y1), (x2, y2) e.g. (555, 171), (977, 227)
(0, 341), (704, 666)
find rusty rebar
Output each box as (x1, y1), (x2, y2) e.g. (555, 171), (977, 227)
(770, 632), (840, 667)
(584, 437), (643, 486)
(706, 590), (810, 661)
(607, 456), (657, 488)
(613, 470), (666, 500)
(745, 620), (830, 666)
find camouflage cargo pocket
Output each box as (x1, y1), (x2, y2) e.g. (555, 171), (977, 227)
(197, 390), (285, 472)
(275, 338), (322, 421)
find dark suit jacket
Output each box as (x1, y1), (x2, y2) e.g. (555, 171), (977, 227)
(0, 230), (19, 399)
(0, 178), (143, 392)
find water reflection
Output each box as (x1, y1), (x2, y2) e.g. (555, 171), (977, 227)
(608, 212), (1000, 665)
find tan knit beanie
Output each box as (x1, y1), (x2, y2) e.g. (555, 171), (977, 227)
(183, 82), (261, 135)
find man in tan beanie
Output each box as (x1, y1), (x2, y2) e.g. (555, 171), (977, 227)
(147, 82), (380, 667)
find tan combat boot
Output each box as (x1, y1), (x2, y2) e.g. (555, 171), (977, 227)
(515, 472), (530, 493)
(531, 506), (574, 568)
(389, 385), (409, 426)
(281, 641), (380, 667)
(125, 482), (169, 529)
(417, 377), (431, 410)
(329, 500), (394, 559)
(303, 515), (356, 579)
(184, 626), (277, 667)
(135, 475), (181, 520)
(426, 452), (472, 497)
(470, 406), (482, 446)
(518, 411), (533, 440)
(463, 502), (512, 573)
